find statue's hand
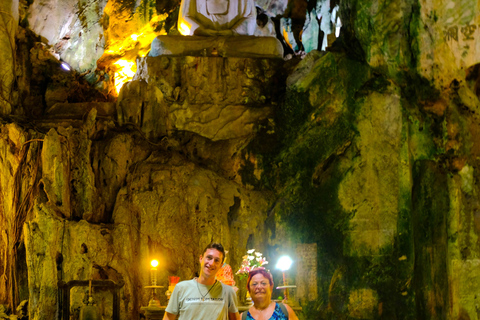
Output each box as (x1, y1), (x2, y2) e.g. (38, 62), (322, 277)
(217, 29), (234, 36)
(194, 27), (218, 36)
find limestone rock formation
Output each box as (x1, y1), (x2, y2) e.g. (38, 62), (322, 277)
(0, 43), (280, 318)
(118, 56), (283, 141)
(0, 0), (18, 115)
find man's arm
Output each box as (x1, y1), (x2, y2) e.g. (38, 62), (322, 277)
(163, 312), (177, 320)
(225, 283), (240, 320)
(228, 312), (240, 320)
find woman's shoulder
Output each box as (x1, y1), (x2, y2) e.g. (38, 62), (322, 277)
(241, 307), (254, 320)
(278, 302), (299, 320)
(271, 302), (288, 319)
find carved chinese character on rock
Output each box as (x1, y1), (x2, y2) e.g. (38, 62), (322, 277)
(444, 26), (459, 42)
(461, 23), (477, 41)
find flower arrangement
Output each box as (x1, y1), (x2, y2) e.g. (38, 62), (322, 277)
(236, 249), (268, 279)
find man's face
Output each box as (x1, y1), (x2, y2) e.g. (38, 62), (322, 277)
(199, 248), (224, 278)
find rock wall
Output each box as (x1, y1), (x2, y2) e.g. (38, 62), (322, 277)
(0, 54), (280, 319)
(0, 0), (18, 114)
(262, 0), (480, 318)
(341, 0), (480, 86)
(24, 139), (273, 318)
(119, 56), (283, 141)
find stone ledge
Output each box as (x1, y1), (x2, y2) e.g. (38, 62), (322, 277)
(117, 56), (285, 141)
(45, 102), (116, 118)
(133, 56), (285, 107)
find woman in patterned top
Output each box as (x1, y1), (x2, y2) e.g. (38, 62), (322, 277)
(241, 269), (299, 320)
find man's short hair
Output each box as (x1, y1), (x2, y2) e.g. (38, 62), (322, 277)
(202, 242), (225, 263)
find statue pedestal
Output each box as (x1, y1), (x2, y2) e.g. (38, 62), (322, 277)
(117, 55), (286, 141)
(149, 35), (284, 58)
(140, 306), (166, 320)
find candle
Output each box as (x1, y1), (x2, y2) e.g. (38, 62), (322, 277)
(150, 260), (159, 286)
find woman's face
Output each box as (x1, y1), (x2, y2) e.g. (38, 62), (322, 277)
(249, 273), (273, 301)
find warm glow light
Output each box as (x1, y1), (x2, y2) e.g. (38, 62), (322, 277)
(151, 259), (159, 268)
(276, 256), (293, 271)
(105, 13), (170, 94)
(114, 59), (136, 95)
(178, 21), (191, 36)
(135, 14), (168, 57)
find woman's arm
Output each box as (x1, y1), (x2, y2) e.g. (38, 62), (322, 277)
(285, 304), (299, 320)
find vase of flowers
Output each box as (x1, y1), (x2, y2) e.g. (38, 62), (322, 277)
(236, 249), (269, 304)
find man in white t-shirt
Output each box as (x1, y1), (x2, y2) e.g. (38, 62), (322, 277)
(163, 243), (240, 320)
